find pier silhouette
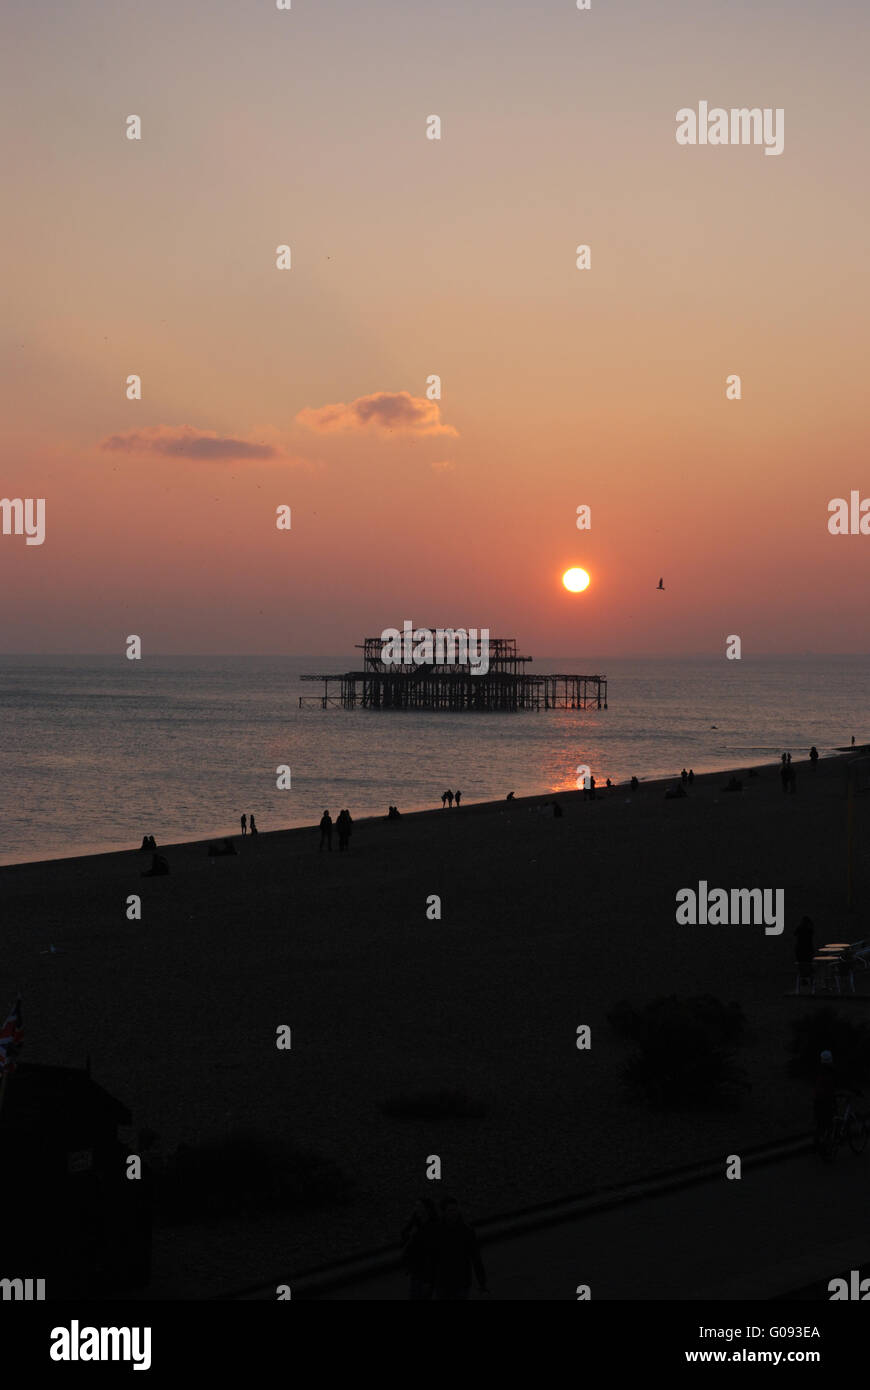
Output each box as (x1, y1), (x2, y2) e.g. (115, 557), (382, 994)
(301, 633), (607, 712)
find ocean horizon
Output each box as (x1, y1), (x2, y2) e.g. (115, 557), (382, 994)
(2, 652), (867, 867)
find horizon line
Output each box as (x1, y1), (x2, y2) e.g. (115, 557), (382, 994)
(1, 651), (868, 661)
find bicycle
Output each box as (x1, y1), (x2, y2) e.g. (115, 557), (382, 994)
(816, 1090), (867, 1161)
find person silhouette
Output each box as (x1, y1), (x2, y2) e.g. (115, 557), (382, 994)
(814, 1051), (837, 1155)
(432, 1198), (488, 1300)
(794, 916), (815, 990)
(336, 808), (352, 851)
(657, 578), (665, 590)
(240, 814), (247, 836)
(401, 1198), (439, 1301)
(809, 746), (819, 767)
(250, 815), (258, 835)
(319, 810), (332, 852)
(681, 768), (688, 784)
(454, 790), (462, 807)
(441, 791), (449, 809)
(446, 789), (454, 809)
(688, 769), (695, 785)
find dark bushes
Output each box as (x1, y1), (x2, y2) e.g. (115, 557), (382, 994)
(608, 995), (748, 1109)
(155, 1129), (352, 1225)
(786, 1007), (870, 1086)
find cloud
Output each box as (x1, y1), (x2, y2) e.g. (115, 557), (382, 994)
(100, 425), (279, 460)
(296, 391), (458, 438)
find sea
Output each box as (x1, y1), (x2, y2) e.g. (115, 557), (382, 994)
(1, 654), (867, 866)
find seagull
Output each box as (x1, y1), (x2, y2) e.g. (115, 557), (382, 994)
(656, 577), (665, 590)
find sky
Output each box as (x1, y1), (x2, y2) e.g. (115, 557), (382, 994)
(1, 0), (868, 656)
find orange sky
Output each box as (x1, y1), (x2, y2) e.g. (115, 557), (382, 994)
(1, 0), (868, 654)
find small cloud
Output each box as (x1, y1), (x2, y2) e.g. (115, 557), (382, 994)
(296, 390), (457, 438)
(100, 425), (279, 460)
(430, 459), (456, 471)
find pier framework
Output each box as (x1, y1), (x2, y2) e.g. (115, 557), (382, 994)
(300, 634), (607, 712)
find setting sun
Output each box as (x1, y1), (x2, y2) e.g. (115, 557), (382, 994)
(562, 567), (590, 593)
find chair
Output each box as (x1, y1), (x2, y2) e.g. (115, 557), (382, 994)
(834, 959), (856, 994)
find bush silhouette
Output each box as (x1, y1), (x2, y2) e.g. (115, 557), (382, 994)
(608, 995), (748, 1110)
(787, 1007), (870, 1086)
(156, 1129), (352, 1225)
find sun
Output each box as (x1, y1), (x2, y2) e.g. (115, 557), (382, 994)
(562, 567), (590, 593)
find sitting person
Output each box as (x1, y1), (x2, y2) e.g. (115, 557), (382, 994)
(142, 852), (170, 877)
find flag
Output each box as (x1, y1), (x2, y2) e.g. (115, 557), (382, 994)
(0, 997), (23, 1076)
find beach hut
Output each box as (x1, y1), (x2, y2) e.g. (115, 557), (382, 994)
(0, 1062), (151, 1296)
